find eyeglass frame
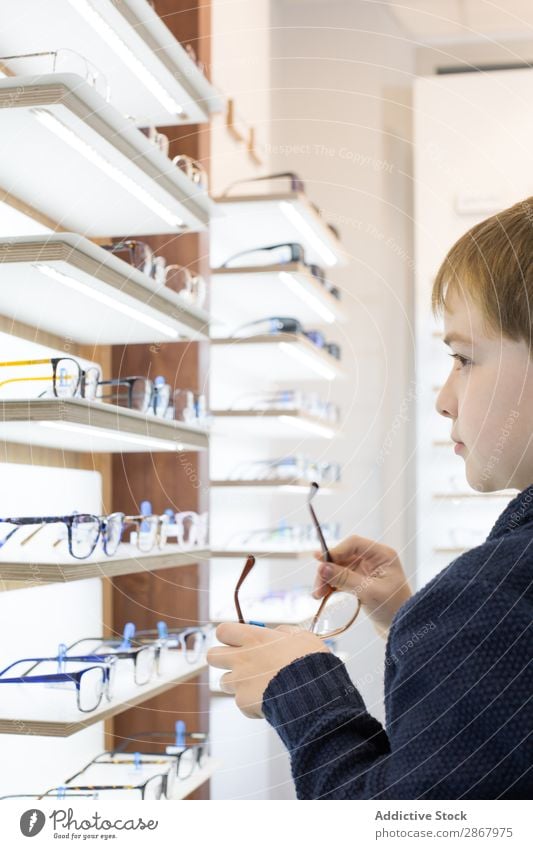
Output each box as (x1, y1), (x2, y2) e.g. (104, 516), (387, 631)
(0, 357), (101, 401)
(96, 376), (170, 417)
(0, 656), (115, 713)
(234, 482), (360, 638)
(0, 512), (125, 560)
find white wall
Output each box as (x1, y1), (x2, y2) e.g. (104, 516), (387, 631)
(270, 0), (416, 723)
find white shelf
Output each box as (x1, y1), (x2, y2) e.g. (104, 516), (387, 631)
(210, 263), (344, 332)
(0, 398), (209, 453)
(0, 545), (210, 586)
(0, 234), (209, 343)
(0, 0), (224, 126)
(433, 491), (515, 500)
(210, 192), (347, 268)
(0, 75), (214, 236)
(211, 334), (344, 382)
(211, 409), (338, 440)
(0, 658), (207, 737)
(210, 479), (337, 492)
(210, 549), (317, 560)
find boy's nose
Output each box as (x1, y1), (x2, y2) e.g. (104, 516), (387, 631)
(435, 374), (457, 420)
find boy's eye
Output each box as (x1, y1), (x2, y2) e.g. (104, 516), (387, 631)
(448, 353), (470, 368)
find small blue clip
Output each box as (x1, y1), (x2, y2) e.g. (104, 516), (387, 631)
(248, 620), (266, 628)
(133, 751), (141, 771)
(175, 720), (186, 747)
(140, 500), (152, 534)
(58, 786), (66, 800)
(119, 622), (135, 650)
(57, 643), (67, 674)
(157, 621), (168, 640)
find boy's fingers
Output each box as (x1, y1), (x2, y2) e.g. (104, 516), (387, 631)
(215, 621), (258, 646)
(206, 646), (234, 669)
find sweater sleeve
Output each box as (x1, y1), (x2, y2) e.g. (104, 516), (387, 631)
(262, 580), (532, 799)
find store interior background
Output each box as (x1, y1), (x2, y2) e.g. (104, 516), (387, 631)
(209, 0), (533, 799)
(0, 0), (531, 801)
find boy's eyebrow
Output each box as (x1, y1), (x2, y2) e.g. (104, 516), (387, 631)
(442, 332), (473, 347)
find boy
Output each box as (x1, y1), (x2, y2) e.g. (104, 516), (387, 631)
(207, 198), (533, 799)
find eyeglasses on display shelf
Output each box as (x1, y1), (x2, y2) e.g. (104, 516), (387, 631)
(140, 125), (170, 157)
(0, 357), (101, 401)
(227, 456), (341, 485)
(161, 509), (209, 548)
(133, 622), (212, 667)
(172, 154), (209, 192)
(0, 653), (116, 713)
(228, 389), (339, 423)
(42, 722), (209, 800)
(229, 316), (342, 360)
(219, 242), (341, 301)
(64, 622), (210, 680)
(0, 48), (111, 101)
(104, 241), (208, 309)
(96, 374), (171, 417)
(172, 389), (210, 426)
(234, 483), (360, 638)
(220, 172), (340, 238)
(0, 511), (124, 560)
(163, 264), (207, 309)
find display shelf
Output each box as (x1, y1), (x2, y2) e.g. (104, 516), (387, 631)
(0, 398), (209, 453)
(0, 234), (209, 343)
(211, 409), (338, 440)
(210, 263), (344, 332)
(0, 0), (224, 126)
(211, 334), (345, 381)
(210, 193), (347, 268)
(0, 545), (209, 586)
(210, 549), (317, 560)
(0, 658), (207, 737)
(0, 75), (214, 236)
(210, 479), (337, 492)
(433, 491), (515, 500)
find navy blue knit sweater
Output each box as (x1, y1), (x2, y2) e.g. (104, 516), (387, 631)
(262, 484), (533, 799)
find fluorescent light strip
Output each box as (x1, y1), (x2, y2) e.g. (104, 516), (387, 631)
(279, 340), (336, 380)
(279, 271), (335, 323)
(279, 201), (338, 267)
(35, 265), (179, 339)
(278, 415), (335, 439)
(32, 109), (184, 229)
(67, 0), (184, 116)
(38, 421), (182, 451)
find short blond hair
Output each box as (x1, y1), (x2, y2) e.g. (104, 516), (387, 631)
(432, 197), (533, 348)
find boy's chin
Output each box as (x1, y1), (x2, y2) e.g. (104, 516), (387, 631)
(465, 464), (513, 494)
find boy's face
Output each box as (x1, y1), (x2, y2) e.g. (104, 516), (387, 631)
(436, 288), (533, 492)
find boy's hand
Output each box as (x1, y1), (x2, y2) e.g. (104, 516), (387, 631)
(313, 535), (412, 637)
(207, 622), (330, 718)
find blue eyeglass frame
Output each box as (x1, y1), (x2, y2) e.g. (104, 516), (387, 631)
(0, 656), (115, 712)
(0, 512), (125, 559)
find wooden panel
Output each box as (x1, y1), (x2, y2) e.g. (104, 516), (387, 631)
(111, 0), (212, 800)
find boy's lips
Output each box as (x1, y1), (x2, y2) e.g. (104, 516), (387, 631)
(452, 438), (465, 454)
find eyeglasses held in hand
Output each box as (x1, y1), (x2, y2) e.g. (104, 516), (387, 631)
(0, 655), (116, 712)
(234, 483), (360, 638)
(0, 358), (101, 400)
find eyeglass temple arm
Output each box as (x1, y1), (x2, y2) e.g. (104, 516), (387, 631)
(221, 173), (300, 197)
(221, 242), (300, 269)
(234, 555), (256, 624)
